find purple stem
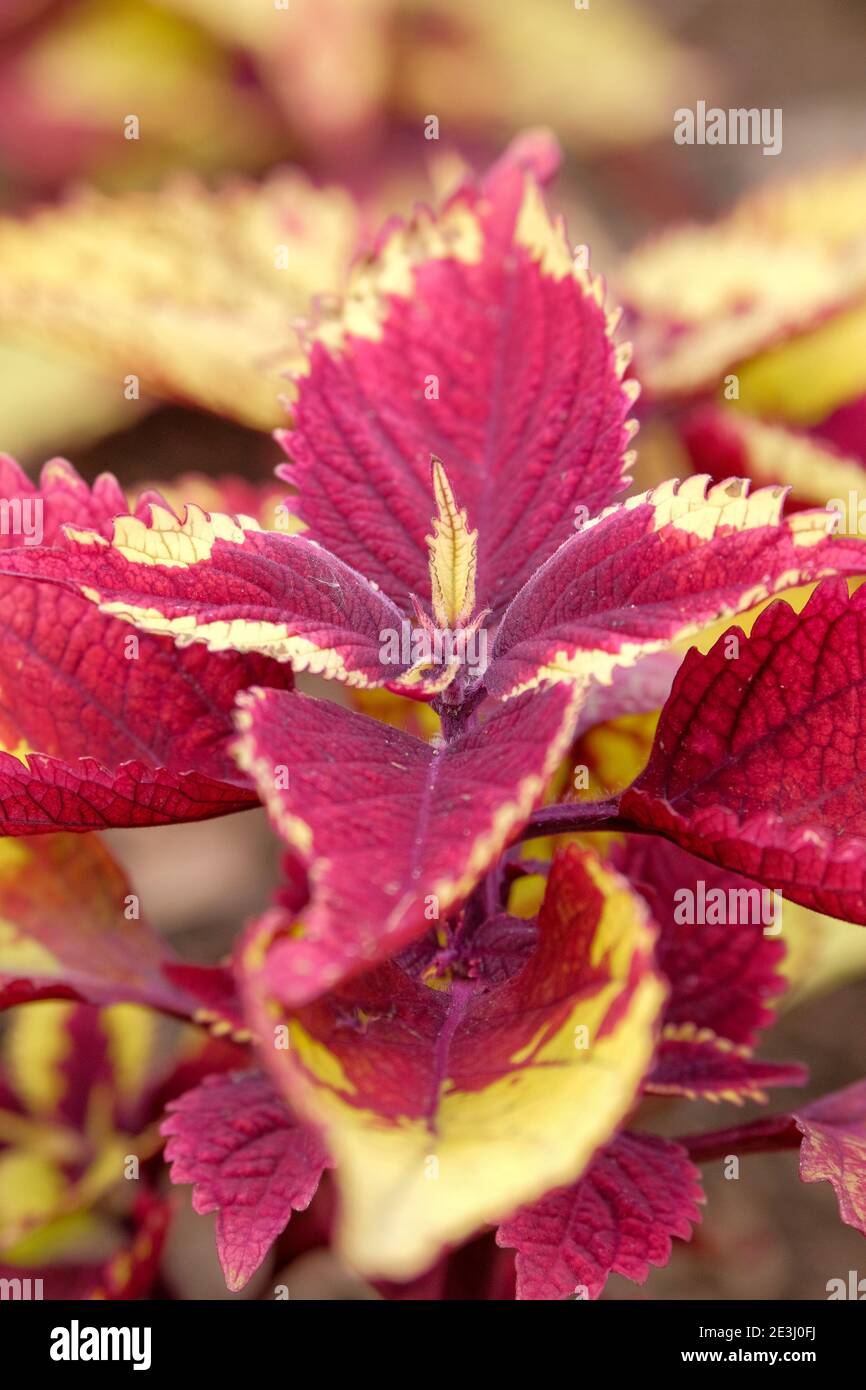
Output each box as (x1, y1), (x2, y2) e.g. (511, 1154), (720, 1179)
(520, 795), (628, 840)
(434, 677), (487, 742)
(676, 1115), (802, 1164)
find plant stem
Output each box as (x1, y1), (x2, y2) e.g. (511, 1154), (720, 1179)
(433, 677), (486, 743)
(520, 796), (627, 839)
(676, 1115), (802, 1163)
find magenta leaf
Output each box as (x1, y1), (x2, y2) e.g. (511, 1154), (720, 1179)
(0, 749), (262, 833)
(620, 580), (866, 924)
(497, 1132), (704, 1300)
(486, 476), (866, 698)
(645, 1029), (806, 1104)
(607, 840), (801, 1103)
(233, 682), (581, 1004)
(279, 162), (636, 619)
(0, 458), (295, 832)
(617, 838), (788, 1045)
(0, 504), (408, 689)
(162, 1070), (331, 1291)
(795, 1079), (866, 1235)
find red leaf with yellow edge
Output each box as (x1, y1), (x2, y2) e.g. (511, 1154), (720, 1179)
(162, 1070), (331, 1292)
(0, 1000), (161, 1154)
(620, 580), (866, 924)
(0, 454), (127, 546)
(795, 1079), (866, 1236)
(137, 471), (297, 535)
(682, 407), (866, 515)
(644, 1026), (806, 1105)
(496, 1132), (703, 1300)
(0, 458), (295, 832)
(1, 502), (410, 690)
(485, 475), (866, 698)
(278, 160), (636, 620)
(0, 572), (290, 814)
(0, 834), (242, 1029)
(233, 683), (582, 1005)
(239, 844), (665, 1280)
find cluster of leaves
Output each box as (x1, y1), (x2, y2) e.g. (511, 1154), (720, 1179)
(2, 140), (866, 1299)
(621, 161), (866, 515)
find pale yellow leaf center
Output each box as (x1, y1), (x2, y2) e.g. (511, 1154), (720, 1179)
(426, 457), (478, 630)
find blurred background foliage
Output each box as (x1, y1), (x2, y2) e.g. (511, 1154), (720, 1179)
(1, 0), (866, 1298)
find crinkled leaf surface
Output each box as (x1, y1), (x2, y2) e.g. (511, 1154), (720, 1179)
(162, 1070), (331, 1291)
(239, 844), (665, 1280)
(233, 683), (582, 1004)
(497, 1131), (703, 1300)
(533, 837), (802, 1106)
(621, 581), (866, 924)
(615, 831), (805, 1106)
(0, 454), (127, 544)
(279, 163), (636, 618)
(617, 838), (787, 1045)
(0, 459), (294, 832)
(486, 475), (866, 698)
(1, 502), (409, 690)
(0, 756), (262, 835)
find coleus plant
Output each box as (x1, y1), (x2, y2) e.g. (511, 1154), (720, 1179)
(1, 145), (866, 1297)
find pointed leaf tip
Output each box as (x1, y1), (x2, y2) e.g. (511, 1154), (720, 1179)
(427, 456), (478, 630)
